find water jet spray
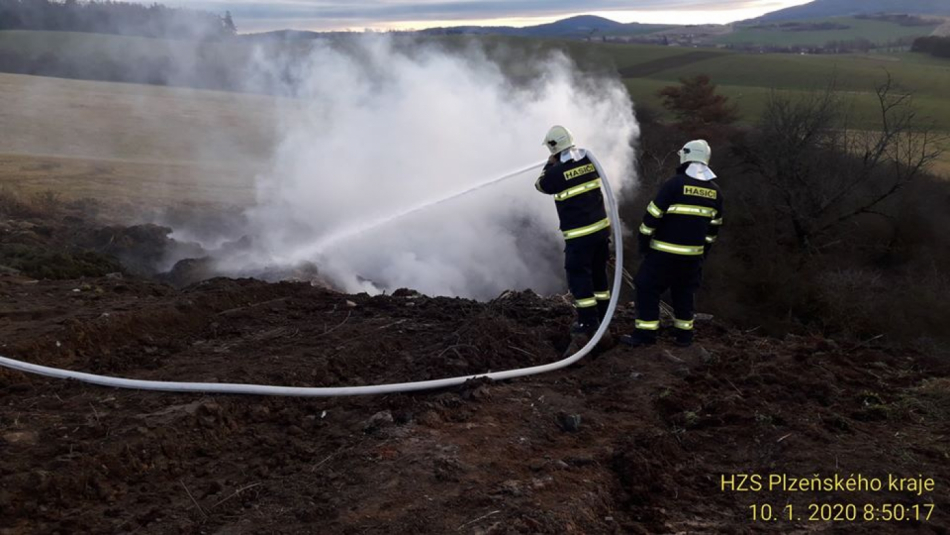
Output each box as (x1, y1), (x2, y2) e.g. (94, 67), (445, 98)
(293, 161), (546, 258)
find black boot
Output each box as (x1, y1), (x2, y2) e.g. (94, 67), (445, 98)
(564, 319), (599, 357)
(620, 330), (657, 348)
(594, 302), (615, 348)
(598, 328), (616, 350)
(674, 329), (694, 348)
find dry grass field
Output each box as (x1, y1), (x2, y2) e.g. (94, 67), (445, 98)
(0, 72), (281, 207)
(0, 153), (257, 206)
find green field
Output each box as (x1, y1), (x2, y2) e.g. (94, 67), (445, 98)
(715, 17), (940, 47)
(584, 43), (950, 133)
(470, 38), (950, 131)
(605, 42), (950, 173)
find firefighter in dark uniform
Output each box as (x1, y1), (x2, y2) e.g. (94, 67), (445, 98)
(621, 139), (723, 348)
(535, 125), (613, 353)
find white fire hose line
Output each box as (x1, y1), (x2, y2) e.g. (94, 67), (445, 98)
(0, 156), (622, 397)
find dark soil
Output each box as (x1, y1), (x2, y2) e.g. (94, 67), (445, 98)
(1, 204), (948, 534)
(1, 272), (948, 534)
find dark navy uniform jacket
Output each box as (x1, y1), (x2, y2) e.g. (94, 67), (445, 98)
(535, 152), (610, 241)
(638, 170), (724, 257)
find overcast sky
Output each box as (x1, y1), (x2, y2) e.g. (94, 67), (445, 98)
(165, 0), (815, 33)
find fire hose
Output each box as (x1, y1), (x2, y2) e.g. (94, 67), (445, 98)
(0, 154), (623, 397)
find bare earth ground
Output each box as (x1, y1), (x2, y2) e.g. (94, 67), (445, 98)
(1, 277), (949, 534)
(1, 202), (949, 534)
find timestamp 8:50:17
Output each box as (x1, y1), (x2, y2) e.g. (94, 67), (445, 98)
(750, 503), (935, 522)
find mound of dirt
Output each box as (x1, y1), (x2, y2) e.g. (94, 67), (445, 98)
(0, 195), (336, 289)
(1, 274), (948, 534)
(0, 193), (213, 281)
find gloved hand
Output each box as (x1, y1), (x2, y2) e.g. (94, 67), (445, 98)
(638, 234), (651, 257)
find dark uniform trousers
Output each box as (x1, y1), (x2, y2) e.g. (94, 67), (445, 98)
(565, 230), (611, 325)
(634, 251), (702, 334)
(632, 167), (723, 340)
(535, 152), (612, 329)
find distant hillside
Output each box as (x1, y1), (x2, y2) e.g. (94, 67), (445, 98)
(518, 15), (625, 36)
(237, 16), (670, 41)
(750, 0), (950, 22)
(418, 15), (670, 39)
(719, 16), (940, 49)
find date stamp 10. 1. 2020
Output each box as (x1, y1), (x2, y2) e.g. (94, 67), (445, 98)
(721, 473), (938, 523)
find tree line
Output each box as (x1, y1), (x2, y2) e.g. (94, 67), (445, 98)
(0, 0), (236, 39)
(911, 36), (950, 58)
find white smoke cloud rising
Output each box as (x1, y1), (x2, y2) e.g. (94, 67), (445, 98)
(218, 36), (639, 299)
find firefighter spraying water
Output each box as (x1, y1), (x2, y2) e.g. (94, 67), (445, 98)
(534, 126), (615, 355)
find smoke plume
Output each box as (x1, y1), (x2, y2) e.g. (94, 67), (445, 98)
(217, 36), (639, 299)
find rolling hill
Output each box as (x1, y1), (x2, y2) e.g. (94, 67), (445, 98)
(750, 0), (950, 22)
(242, 15), (670, 40)
(418, 15), (670, 38)
(239, 10), (943, 50)
(717, 16), (941, 47)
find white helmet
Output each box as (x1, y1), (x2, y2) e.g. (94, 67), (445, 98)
(678, 139), (711, 165)
(543, 125), (575, 155)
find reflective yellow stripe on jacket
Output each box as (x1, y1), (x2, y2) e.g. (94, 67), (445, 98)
(650, 239), (705, 256)
(666, 204), (717, 218)
(563, 218), (610, 240)
(554, 179), (601, 201)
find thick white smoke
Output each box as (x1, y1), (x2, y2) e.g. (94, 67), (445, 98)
(221, 36), (639, 299)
